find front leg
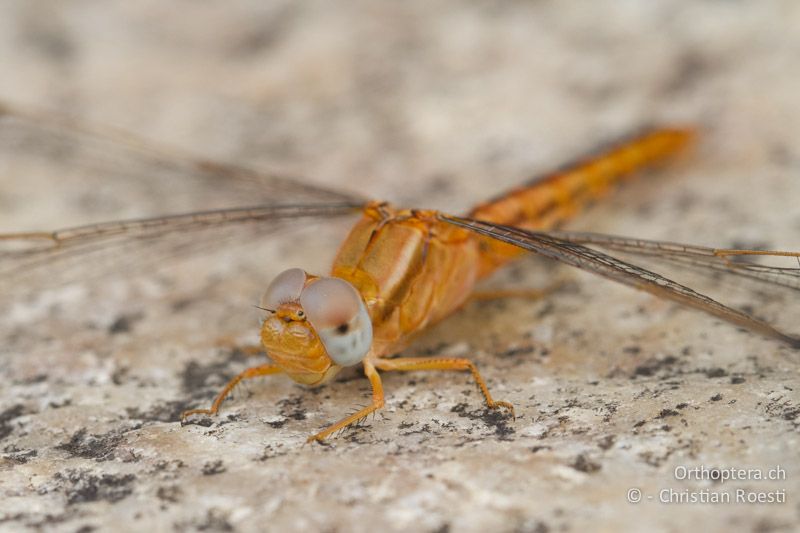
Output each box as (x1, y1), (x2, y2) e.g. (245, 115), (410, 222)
(307, 360), (385, 443)
(181, 363), (283, 422)
(374, 356), (514, 416)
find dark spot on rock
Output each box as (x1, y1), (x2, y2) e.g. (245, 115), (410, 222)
(156, 485), (182, 503)
(126, 400), (191, 423)
(154, 459), (181, 471)
(179, 509), (234, 532)
(24, 23), (76, 63)
(663, 50), (710, 95)
(529, 522), (550, 533)
(769, 143), (799, 167)
(108, 312), (143, 334)
(450, 402), (515, 439)
(258, 443), (288, 461)
(53, 469), (136, 505)
(597, 435), (616, 450)
(111, 366), (129, 385)
(19, 374), (48, 384)
(704, 368), (727, 378)
(633, 420), (646, 428)
(623, 346), (641, 355)
(265, 417), (287, 428)
(710, 393), (723, 402)
(731, 376), (746, 384)
(277, 396), (307, 421)
(0, 404), (29, 441)
(530, 445), (550, 453)
(149, 459), (186, 479)
(202, 460), (226, 476)
(763, 396), (800, 428)
(226, 5), (297, 58)
(536, 302), (556, 320)
(657, 409), (679, 419)
(500, 345), (536, 358)
(48, 397), (72, 409)
(181, 359), (238, 396)
(55, 428), (129, 462)
(171, 297), (194, 311)
(400, 421), (435, 438)
(632, 356), (678, 378)
(1, 446), (37, 464)
(570, 454), (601, 473)
(675, 402), (689, 410)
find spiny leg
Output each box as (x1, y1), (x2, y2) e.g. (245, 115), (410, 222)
(181, 364), (282, 422)
(307, 361), (385, 443)
(374, 357), (514, 416)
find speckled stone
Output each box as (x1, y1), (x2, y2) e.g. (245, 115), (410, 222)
(1, 2), (799, 532)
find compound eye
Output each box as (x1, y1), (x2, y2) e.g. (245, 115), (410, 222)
(300, 277), (373, 366)
(261, 268), (307, 310)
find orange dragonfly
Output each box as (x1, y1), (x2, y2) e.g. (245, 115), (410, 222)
(1, 104), (799, 442)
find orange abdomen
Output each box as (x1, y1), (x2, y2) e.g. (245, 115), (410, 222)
(469, 127), (696, 276)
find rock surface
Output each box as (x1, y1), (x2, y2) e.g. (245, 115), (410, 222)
(1, 2), (799, 532)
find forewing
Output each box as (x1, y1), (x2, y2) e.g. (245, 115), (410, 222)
(0, 204), (364, 295)
(441, 214), (800, 348)
(0, 102), (365, 210)
(0, 103), (367, 295)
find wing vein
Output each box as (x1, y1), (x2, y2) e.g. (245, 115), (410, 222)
(441, 214), (800, 348)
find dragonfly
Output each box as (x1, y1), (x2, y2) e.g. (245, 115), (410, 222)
(1, 103), (799, 443)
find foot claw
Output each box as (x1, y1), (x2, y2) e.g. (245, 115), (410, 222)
(180, 408), (215, 425)
(490, 400), (515, 420)
(306, 433), (326, 444)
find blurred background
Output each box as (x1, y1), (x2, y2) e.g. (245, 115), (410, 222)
(2, 2), (798, 222)
(1, 2), (799, 532)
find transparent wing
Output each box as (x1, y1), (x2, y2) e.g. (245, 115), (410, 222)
(0, 102), (365, 209)
(539, 231), (800, 292)
(0, 102), (368, 295)
(0, 203), (365, 294)
(440, 214), (800, 348)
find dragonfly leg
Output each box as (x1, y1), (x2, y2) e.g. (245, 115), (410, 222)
(180, 364), (282, 423)
(307, 360), (384, 443)
(373, 357), (514, 417)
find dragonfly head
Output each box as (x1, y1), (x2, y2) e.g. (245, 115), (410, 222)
(259, 268), (373, 385)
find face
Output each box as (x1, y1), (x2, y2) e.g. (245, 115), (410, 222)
(259, 268), (373, 386)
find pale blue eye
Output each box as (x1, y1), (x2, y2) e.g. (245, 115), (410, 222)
(300, 277), (373, 366)
(261, 268), (307, 309)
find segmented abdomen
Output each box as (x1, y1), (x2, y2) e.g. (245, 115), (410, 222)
(468, 127), (696, 276)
